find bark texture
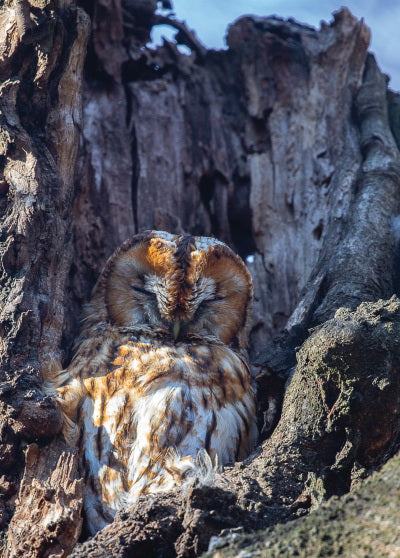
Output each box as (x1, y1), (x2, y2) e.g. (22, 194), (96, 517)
(206, 446), (400, 558)
(1, 0), (400, 556)
(4, 442), (82, 558)
(0, 0), (88, 554)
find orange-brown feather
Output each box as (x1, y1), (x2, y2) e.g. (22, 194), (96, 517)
(50, 231), (257, 535)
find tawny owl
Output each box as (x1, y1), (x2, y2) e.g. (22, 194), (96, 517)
(47, 230), (258, 534)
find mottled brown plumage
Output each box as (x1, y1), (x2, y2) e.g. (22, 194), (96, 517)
(46, 231), (257, 534)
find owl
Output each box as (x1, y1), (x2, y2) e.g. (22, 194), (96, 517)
(47, 230), (258, 534)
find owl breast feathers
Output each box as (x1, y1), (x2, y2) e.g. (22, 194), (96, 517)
(48, 231), (258, 534)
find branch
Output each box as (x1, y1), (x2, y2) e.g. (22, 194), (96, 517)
(152, 14), (207, 59)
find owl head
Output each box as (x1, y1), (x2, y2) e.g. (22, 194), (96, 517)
(85, 231), (252, 349)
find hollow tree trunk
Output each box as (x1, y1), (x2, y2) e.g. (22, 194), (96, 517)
(1, 1), (400, 557)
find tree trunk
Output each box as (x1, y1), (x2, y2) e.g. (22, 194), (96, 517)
(1, 1), (400, 556)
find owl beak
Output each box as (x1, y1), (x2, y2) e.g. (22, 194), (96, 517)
(172, 320), (181, 340)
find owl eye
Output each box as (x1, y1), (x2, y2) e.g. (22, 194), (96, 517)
(211, 295), (225, 302)
(131, 285), (153, 296)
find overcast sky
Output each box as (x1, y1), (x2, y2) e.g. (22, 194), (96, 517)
(152, 1), (400, 91)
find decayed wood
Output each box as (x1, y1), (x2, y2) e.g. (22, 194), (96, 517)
(0, 0), (88, 553)
(151, 14), (207, 59)
(67, 0), (135, 332)
(3, 441), (83, 558)
(13, 0), (32, 42)
(68, 5), (371, 359)
(122, 8), (370, 357)
(288, 54), (400, 330)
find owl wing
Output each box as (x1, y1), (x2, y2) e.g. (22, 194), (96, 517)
(207, 372), (257, 464)
(43, 327), (122, 445)
(169, 343), (258, 467)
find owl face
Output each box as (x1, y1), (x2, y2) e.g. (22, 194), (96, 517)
(90, 231), (252, 348)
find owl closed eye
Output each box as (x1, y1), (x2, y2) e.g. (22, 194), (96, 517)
(48, 230), (258, 534)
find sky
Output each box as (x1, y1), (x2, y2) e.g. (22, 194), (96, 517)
(152, 0), (400, 91)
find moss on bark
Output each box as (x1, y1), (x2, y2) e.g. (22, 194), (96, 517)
(207, 449), (400, 557)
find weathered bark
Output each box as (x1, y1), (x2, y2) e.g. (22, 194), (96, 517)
(0, 0), (89, 554)
(206, 445), (400, 557)
(1, 0), (400, 556)
(4, 441), (82, 558)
